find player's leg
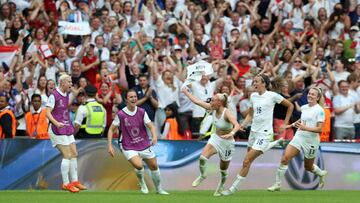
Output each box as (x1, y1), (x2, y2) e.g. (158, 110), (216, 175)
(222, 148), (262, 195)
(192, 143), (217, 187)
(213, 139), (234, 196)
(268, 144), (300, 191)
(68, 141), (87, 190)
(143, 156), (169, 195)
(303, 143), (327, 188)
(128, 154), (148, 194)
(56, 144), (79, 193)
(213, 159), (230, 197)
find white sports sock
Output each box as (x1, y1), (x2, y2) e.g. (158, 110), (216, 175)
(151, 169), (162, 190)
(312, 164), (324, 176)
(229, 175), (245, 191)
(69, 158), (78, 182)
(275, 164), (288, 185)
(61, 159), (70, 185)
(220, 170), (228, 186)
(135, 168), (145, 183)
(199, 155), (208, 177)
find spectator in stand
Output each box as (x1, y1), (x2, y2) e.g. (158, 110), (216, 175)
(33, 75), (48, 108)
(96, 82), (122, 136)
(333, 80), (360, 139)
(347, 74), (360, 139)
(134, 74), (158, 122)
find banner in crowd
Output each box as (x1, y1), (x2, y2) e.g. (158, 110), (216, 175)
(186, 60), (213, 81)
(58, 21), (91, 36)
(0, 140), (359, 190)
(0, 46), (18, 71)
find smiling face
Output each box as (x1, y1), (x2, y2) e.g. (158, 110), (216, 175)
(307, 88), (320, 105)
(126, 90), (138, 108)
(31, 96), (42, 111)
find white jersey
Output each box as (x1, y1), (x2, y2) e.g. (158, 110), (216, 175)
(296, 104), (325, 138)
(250, 91), (284, 134)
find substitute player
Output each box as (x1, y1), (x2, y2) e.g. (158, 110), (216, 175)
(182, 86), (240, 196)
(267, 87), (327, 191)
(107, 89), (169, 195)
(46, 74), (87, 193)
(222, 74), (294, 195)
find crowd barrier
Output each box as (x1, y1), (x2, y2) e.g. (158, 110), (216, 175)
(0, 139), (359, 190)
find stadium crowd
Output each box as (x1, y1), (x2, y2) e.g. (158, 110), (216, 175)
(0, 0), (360, 141)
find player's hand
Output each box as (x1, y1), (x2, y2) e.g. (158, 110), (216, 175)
(294, 120), (304, 130)
(151, 137), (157, 146)
(108, 145), (115, 157)
(238, 125), (246, 132)
(220, 133), (233, 139)
(56, 122), (65, 128)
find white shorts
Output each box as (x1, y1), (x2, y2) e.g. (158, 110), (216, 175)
(247, 131), (272, 152)
(49, 133), (75, 147)
(48, 125), (75, 147)
(208, 134), (235, 161)
(289, 135), (320, 159)
(121, 146), (156, 160)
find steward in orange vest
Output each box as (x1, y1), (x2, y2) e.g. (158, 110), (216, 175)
(162, 103), (183, 140)
(25, 94), (49, 139)
(0, 94), (16, 139)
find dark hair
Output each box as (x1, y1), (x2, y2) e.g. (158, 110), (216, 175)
(31, 94), (42, 101)
(338, 79), (348, 87)
(124, 89), (137, 99)
(161, 103), (181, 134)
(257, 74), (271, 89)
(138, 73), (148, 79)
(45, 79), (55, 96)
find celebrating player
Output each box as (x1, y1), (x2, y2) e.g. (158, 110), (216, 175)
(222, 74), (294, 195)
(46, 74), (87, 193)
(182, 86), (240, 196)
(107, 89), (169, 195)
(267, 87), (327, 191)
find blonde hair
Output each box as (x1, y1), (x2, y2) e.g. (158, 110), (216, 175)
(216, 93), (228, 107)
(58, 74), (71, 85)
(311, 87), (325, 107)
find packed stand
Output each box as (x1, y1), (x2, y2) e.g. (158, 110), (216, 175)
(0, 0), (360, 141)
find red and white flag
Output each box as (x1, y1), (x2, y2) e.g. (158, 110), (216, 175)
(0, 46), (18, 71)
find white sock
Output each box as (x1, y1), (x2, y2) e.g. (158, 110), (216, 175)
(199, 155), (208, 177)
(219, 170), (228, 186)
(275, 164), (288, 185)
(312, 164), (324, 176)
(229, 175), (245, 191)
(135, 168), (145, 183)
(61, 159), (70, 185)
(151, 169), (162, 191)
(69, 158), (78, 182)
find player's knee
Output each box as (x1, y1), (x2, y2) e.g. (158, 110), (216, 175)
(134, 165), (144, 170)
(280, 155), (290, 165)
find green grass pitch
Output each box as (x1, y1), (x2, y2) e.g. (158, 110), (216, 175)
(0, 190), (358, 203)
